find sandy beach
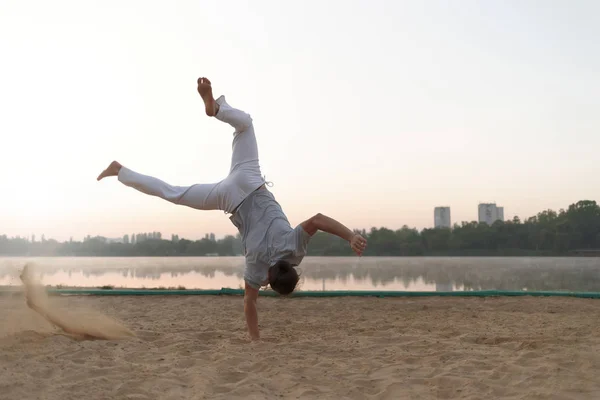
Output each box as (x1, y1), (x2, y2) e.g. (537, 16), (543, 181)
(1, 292), (600, 400)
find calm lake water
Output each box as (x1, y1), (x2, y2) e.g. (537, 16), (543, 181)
(1, 256), (600, 292)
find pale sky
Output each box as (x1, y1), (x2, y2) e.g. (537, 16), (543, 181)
(1, 0), (599, 242)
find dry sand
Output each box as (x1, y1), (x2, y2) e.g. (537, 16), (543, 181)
(1, 292), (600, 400)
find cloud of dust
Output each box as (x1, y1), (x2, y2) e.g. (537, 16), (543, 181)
(19, 264), (135, 340)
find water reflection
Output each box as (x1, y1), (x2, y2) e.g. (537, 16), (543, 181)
(0, 257), (599, 292)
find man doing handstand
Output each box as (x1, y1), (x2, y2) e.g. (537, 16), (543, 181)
(97, 77), (368, 340)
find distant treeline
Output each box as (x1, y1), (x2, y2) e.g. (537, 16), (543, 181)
(1, 200), (599, 257)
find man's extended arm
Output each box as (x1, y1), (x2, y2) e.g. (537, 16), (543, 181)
(300, 213), (367, 256)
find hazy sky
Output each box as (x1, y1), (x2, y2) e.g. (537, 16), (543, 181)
(1, 0), (599, 242)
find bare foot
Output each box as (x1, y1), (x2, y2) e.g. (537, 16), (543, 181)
(96, 161), (122, 181)
(197, 77), (218, 117)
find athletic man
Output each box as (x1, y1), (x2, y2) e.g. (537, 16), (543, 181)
(97, 77), (368, 339)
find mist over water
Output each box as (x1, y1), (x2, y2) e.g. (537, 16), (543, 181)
(1, 257), (599, 292)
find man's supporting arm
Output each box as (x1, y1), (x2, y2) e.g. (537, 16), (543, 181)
(244, 282), (260, 340)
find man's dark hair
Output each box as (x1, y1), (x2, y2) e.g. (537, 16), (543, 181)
(268, 260), (299, 295)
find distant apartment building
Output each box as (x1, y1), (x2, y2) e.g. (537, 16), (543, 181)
(434, 206), (451, 228)
(478, 203), (504, 225)
(497, 206), (504, 221)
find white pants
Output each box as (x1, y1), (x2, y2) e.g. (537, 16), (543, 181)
(117, 95), (266, 213)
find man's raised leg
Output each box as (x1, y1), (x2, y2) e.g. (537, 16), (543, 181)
(197, 78), (261, 175)
(96, 161), (224, 211)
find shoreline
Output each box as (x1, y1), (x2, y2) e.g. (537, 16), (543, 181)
(3, 285), (600, 299)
